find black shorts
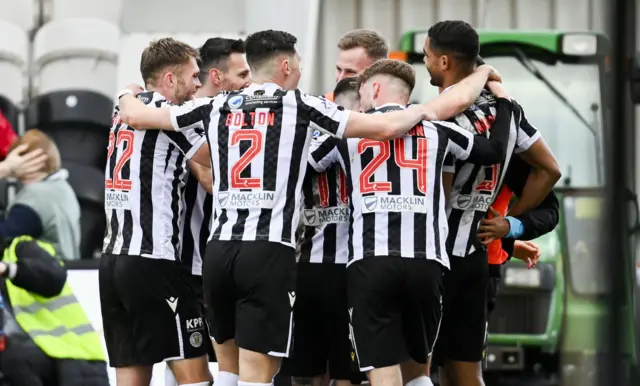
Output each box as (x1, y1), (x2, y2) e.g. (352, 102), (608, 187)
(203, 240), (296, 356)
(99, 254), (210, 367)
(487, 263), (502, 316)
(281, 263), (364, 381)
(347, 257), (444, 371)
(190, 275), (217, 362)
(433, 249), (489, 366)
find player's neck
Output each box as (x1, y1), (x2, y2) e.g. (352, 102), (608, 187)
(146, 85), (177, 104)
(251, 73), (284, 89)
(374, 93), (409, 109)
(196, 84), (221, 98)
(440, 69), (474, 91)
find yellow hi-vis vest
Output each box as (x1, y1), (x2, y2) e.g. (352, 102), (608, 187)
(2, 236), (106, 361)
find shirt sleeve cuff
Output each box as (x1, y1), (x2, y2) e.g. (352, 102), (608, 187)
(505, 216), (525, 238)
(169, 106), (182, 132)
(335, 109), (351, 139)
(514, 131), (541, 154)
(184, 135), (207, 160)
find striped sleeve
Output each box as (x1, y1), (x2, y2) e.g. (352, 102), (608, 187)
(297, 91), (351, 138)
(309, 133), (340, 172)
(169, 97), (216, 132)
(162, 130), (206, 160)
(513, 101), (541, 153)
(434, 120), (474, 161)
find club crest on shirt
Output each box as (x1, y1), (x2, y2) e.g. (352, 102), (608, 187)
(228, 95), (244, 109)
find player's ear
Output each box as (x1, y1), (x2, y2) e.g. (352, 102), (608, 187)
(163, 71), (175, 88)
(281, 58), (291, 76)
(440, 54), (451, 71)
(210, 68), (223, 86)
(372, 82), (381, 100)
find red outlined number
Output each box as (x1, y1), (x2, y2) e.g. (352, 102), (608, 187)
(476, 164), (499, 192)
(317, 169), (349, 207)
(230, 130), (263, 189)
(358, 138), (428, 194)
(105, 130), (135, 190)
(358, 140), (392, 193)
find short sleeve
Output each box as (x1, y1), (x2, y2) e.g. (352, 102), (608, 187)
(169, 97), (216, 132)
(162, 130), (206, 160)
(433, 120), (474, 161)
(297, 91), (351, 138)
(513, 101), (541, 153)
(308, 132), (340, 172)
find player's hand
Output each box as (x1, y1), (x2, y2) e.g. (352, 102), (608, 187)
(512, 240), (540, 268)
(125, 84), (144, 94)
(477, 206), (510, 245)
(477, 64), (502, 83)
(3, 144), (47, 178)
(486, 81), (511, 100)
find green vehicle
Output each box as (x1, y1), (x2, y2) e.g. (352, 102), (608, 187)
(392, 30), (639, 384)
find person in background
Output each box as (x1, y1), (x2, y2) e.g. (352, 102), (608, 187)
(0, 143), (47, 180)
(0, 235), (108, 386)
(324, 29), (389, 100)
(3, 129), (80, 260)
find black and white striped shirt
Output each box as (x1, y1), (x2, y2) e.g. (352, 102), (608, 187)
(167, 83), (350, 248)
(444, 92), (540, 257)
(180, 173), (213, 276)
(309, 100), (515, 268)
(297, 164), (350, 264)
(103, 91), (206, 260)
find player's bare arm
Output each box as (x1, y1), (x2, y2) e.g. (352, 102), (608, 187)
(341, 104), (432, 141)
(486, 81), (561, 216)
(187, 160), (213, 194)
(509, 137), (561, 216)
(424, 64), (501, 120)
(443, 173), (454, 206)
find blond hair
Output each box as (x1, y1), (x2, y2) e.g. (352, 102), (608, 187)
(337, 29), (389, 60)
(10, 129), (61, 174)
(140, 38), (200, 87)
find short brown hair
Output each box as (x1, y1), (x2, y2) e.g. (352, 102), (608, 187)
(140, 38), (200, 86)
(10, 129), (60, 174)
(356, 59), (416, 92)
(337, 29), (389, 60)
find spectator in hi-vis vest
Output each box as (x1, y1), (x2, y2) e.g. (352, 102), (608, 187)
(0, 236), (108, 386)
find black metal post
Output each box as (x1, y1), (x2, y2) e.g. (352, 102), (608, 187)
(599, 0), (634, 385)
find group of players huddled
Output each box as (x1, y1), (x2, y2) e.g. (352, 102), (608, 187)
(100, 20), (560, 386)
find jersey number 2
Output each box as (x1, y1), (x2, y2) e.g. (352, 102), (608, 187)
(105, 131), (134, 190)
(231, 129), (263, 189)
(358, 138), (428, 194)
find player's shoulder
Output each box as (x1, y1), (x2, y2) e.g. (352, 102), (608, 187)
(426, 119), (463, 133)
(138, 91), (166, 106)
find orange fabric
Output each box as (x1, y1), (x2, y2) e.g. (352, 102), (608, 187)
(324, 92), (334, 101)
(487, 186), (514, 264)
